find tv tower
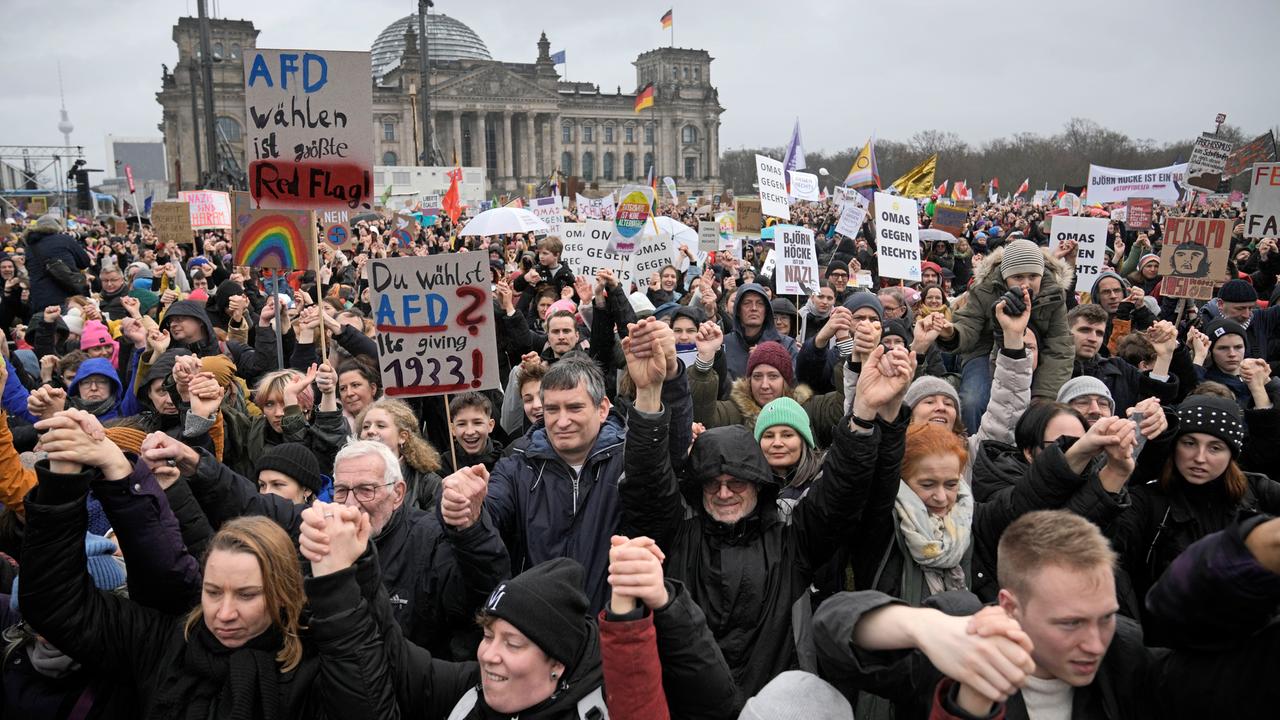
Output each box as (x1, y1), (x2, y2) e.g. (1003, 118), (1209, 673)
(56, 61), (74, 152)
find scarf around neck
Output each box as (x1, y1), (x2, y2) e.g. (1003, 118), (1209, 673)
(27, 637), (80, 678)
(148, 623), (284, 720)
(894, 481), (974, 596)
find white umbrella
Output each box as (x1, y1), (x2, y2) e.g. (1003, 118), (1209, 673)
(920, 228), (957, 244)
(458, 207), (549, 236)
(643, 215), (698, 246)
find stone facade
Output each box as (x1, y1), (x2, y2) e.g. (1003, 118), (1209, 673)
(156, 15), (724, 198)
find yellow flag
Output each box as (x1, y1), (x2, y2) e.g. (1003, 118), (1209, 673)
(890, 154), (938, 198)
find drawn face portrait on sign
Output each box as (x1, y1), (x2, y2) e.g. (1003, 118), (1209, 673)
(1171, 242), (1210, 278)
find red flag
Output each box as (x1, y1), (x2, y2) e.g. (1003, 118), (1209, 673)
(935, 179), (948, 197)
(1015, 178), (1029, 195)
(442, 166), (463, 224)
(990, 177), (999, 190)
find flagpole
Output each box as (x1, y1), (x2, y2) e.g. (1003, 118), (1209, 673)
(671, 5), (675, 47)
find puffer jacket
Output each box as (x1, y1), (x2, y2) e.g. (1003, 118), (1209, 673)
(18, 461), (397, 720)
(24, 227), (90, 312)
(721, 283), (798, 380)
(621, 401), (896, 696)
(937, 246), (1073, 400)
(486, 368), (692, 614)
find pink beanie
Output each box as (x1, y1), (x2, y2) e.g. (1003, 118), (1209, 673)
(79, 320), (120, 368)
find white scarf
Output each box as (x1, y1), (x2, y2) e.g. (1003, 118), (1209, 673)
(894, 481), (974, 595)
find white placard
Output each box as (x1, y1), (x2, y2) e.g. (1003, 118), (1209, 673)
(775, 224), (819, 295)
(755, 154), (791, 221)
(788, 171), (820, 202)
(531, 195), (563, 236)
(626, 231), (676, 284)
(1048, 215), (1109, 293)
(561, 221), (632, 288)
(834, 186), (860, 207)
(872, 192), (921, 282)
(177, 190), (232, 229)
(1186, 132), (1233, 192)
(835, 193), (870, 239)
(1245, 163), (1280, 239)
(576, 193), (616, 220)
(697, 220), (719, 252)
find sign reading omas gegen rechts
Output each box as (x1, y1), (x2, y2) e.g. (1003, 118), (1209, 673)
(244, 49), (374, 212)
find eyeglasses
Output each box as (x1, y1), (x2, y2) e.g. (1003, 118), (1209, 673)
(332, 480), (395, 503)
(79, 377), (111, 390)
(702, 478), (751, 494)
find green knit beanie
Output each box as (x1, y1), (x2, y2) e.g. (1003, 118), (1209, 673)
(755, 396), (815, 448)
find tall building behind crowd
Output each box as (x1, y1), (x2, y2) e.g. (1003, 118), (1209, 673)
(155, 12), (725, 198)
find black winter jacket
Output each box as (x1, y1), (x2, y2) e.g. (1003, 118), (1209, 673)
(24, 229), (90, 312)
(18, 462), (397, 720)
(621, 401), (896, 696)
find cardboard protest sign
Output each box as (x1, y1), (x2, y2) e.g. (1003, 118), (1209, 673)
(152, 201), (194, 245)
(872, 192), (921, 282)
(613, 185), (653, 252)
(697, 221), (719, 253)
(754, 155), (791, 221)
(1086, 163), (1187, 204)
(178, 190), (233, 229)
(1048, 216), (1108, 293)
(775, 225), (819, 295)
(112, 218), (128, 235)
(322, 223), (351, 250)
(560, 221), (632, 288)
(788, 171), (820, 202)
(1223, 132), (1277, 178)
(835, 193), (869, 240)
(232, 207), (315, 270)
(1245, 163), (1280, 239)
(735, 198), (762, 235)
(531, 195), (563, 236)
(1158, 216), (1231, 300)
(0, 223), (11, 240)
(369, 254), (499, 397)
(244, 49), (373, 212)
(1186, 132), (1233, 193)
(627, 232), (675, 284)
(27, 197), (47, 216)
(1125, 198), (1154, 231)
(931, 204), (967, 236)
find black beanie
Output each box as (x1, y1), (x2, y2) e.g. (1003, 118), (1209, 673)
(255, 443), (322, 494)
(483, 558), (589, 671)
(1175, 395), (1246, 457)
(1203, 317), (1248, 350)
(1218, 279), (1258, 304)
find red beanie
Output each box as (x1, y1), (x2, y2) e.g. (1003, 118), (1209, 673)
(746, 341), (794, 386)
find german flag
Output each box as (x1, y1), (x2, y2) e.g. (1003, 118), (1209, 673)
(660, 9), (673, 29)
(634, 83), (655, 112)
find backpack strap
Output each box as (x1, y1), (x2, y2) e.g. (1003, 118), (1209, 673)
(446, 687), (480, 720)
(576, 685), (609, 720)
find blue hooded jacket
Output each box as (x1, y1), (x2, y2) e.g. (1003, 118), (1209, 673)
(67, 357), (123, 421)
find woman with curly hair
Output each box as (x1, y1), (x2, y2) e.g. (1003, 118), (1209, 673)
(356, 397), (445, 511)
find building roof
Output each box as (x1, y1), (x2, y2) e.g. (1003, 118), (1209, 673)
(371, 12), (491, 79)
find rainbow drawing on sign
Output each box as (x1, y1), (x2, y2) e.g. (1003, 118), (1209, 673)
(235, 213), (310, 269)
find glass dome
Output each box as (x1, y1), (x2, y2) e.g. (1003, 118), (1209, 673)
(370, 13), (492, 79)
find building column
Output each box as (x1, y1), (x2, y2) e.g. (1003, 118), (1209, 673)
(476, 112), (488, 179)
(501, 111), (514, 183)
(709, 121), (720, 178)
(573, 119), (582, 179)
(593, 122), (603, 186)
(525, 113), (538, 182)
(548, 113), (560, 177)
(451, 111), (462, 166)
(666, 116), (680, 180)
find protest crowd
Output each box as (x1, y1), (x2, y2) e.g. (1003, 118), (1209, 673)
(1, 170), (1280, 720)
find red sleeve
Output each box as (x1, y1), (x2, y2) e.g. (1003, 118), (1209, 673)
(930, 678), (1005, 720)
(599, 609), (670, 720)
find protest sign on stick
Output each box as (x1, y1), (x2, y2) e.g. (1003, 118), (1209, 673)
(613, 185), (653, 252)
(1048, 216), (1108, 293)
(931, 204), (967, 236)
(754, 155), (791, 221)
(775, 225), (819, 295)
(178, 190), (232, 229)
(244, 49), (373, 212)
(1158, 217), (1231, 300)
(531, 195), (563, 236)
(697, 221), (719, 253)
(561, 221), (632, 288)
(370, 254), (499, 397)
(872, 192), (921, 282)
(788, 171), (820, 202)
(232, 206), (315, 270)
(27, 197), (47, 216)
(1186, 132), (1233, 193)
(152, 201), (194, 245)
(834, 193), (869, 240)
(735, 198), (762, 235)
(627, 232), (675, 283)
(1245, 163), (1280, 240)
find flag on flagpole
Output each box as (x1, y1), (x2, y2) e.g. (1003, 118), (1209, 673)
(660, 9), (673, 29)
(549, 49), (566, 65)
(783, 118), (807, 174)
(842, 136), (880, 199)
(143, 195), (154, 216)
(442, 166), (463, 224)
(888, 153), (937, 198)
(634, 83), (655, 112)
(935, 180), (948, 198)
(1015, 178), (1029, 195)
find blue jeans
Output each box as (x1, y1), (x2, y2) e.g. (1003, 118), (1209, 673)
(960, 354), (993, 433)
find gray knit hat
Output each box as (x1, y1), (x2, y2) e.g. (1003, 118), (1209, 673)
(1056, 375), (1114, 410)
(904, 375), (960, 411)
(1000, 239), (1045, 280)
(739, 671), (853, 720)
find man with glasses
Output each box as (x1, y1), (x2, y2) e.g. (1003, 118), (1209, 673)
(143, 435), (509, 659)
(825, 261), (854, 304)
(95, 264), (131, 321)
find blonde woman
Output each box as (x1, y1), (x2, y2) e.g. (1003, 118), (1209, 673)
(221, 363), (347, 478)
(356, 397), (445, 511)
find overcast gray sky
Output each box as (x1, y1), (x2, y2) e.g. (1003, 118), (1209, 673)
(3, 0), (1277, 181)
